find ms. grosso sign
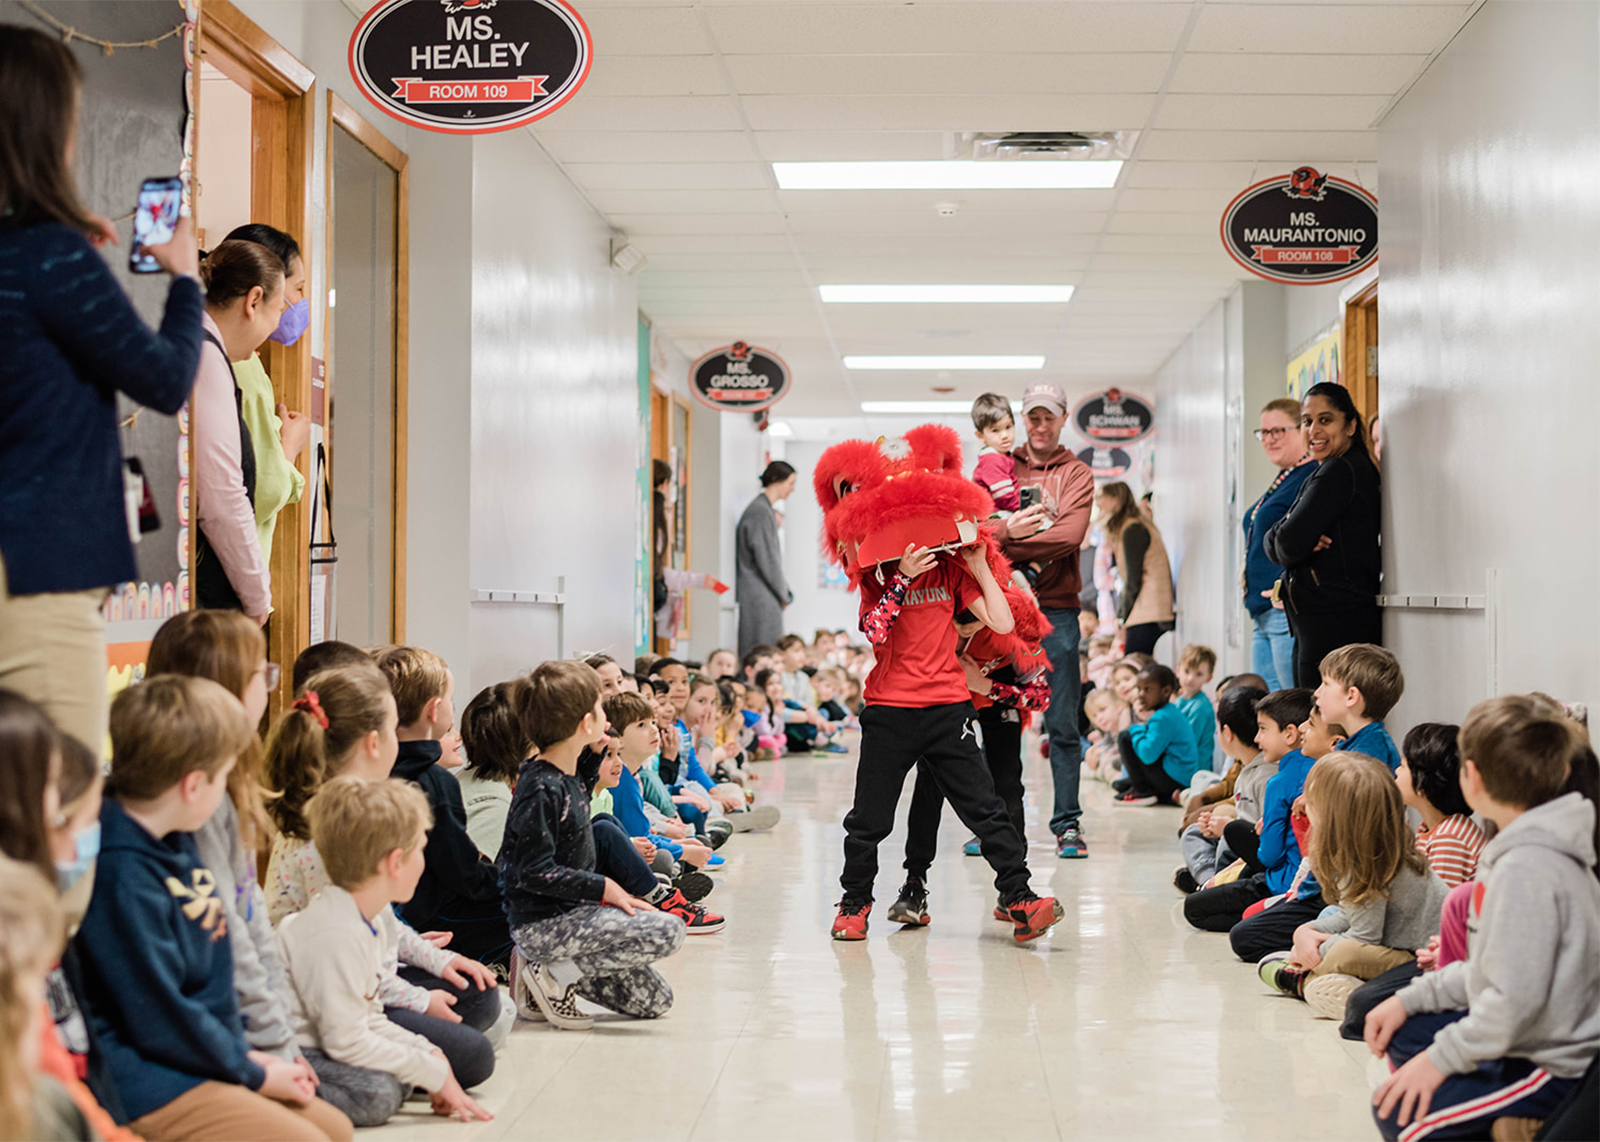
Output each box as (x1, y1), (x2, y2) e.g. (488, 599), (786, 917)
(350, 0), (591, 134)
(689, 343), (791, 413)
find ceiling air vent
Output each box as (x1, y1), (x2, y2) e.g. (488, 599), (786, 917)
(958, 131), (1138, 162)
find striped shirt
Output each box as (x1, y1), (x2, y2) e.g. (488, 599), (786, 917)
(1416, 814), (1485, 887)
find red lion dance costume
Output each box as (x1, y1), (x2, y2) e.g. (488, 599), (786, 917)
(814, 424), (1062, 944)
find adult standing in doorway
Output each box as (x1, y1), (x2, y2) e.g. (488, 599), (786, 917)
(0, 25), (202, 752)
(736, 461), (796, 659)
(653, 459), (719, 644)
(1264, 382), (1382, 687)
(1000, 384), (1095, 860)
(1242, 398), (1314, 690)
(1096, 481), (1174, 656)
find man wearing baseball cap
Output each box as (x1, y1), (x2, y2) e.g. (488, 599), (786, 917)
(1001, 382), (1096, 860)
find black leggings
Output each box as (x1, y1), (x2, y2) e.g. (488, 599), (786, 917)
(1118, 728), (1185, 802)
(1286, 605), (1383, 688)
(1123, 621), (1170, 656)
(1223, 818), (1264, 874)
(903, 704), (1025, 878)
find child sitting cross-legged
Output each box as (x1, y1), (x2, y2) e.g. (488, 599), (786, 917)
(1395, 723), (1484, 888)
(1314, 643), (1404, 772)
(1081, 688), (1129, 783)
(276, 776), (493, 1126)
(500, 662), (689, 1031)
(78, 677), (353, 1142)
(682, 673), (780, 832)
(1113, 664), (1200, 807)
(1175, 684), (1271, 893)
(1366, 695), (1600, 1140)
(603, 692), (719, 892)
(1258, 751), (1449, 1020)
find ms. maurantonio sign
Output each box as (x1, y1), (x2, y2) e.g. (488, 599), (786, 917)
(1221, 167), (1378, 285)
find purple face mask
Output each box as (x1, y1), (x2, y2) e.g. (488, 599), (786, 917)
(269, 297), (310, 346)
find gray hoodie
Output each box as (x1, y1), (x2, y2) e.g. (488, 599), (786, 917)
(1399, 793), (1600, 1078)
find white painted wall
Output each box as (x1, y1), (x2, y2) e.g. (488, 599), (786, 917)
(1378, 0), (1600, 722)
(468, 129), (640, 690)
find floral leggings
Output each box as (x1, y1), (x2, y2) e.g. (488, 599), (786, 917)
(512, 904), (685, 1018)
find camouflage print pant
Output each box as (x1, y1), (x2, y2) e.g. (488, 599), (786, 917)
(512, 905), (686, 1018)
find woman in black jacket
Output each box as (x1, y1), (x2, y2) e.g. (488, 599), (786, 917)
(1263, 382), (1382, 687)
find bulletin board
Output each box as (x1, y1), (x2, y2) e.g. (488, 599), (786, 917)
(0, 0), (199, 689)
(1287, 326), (1342, 400)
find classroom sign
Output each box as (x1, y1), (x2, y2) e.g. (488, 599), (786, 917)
(689, 343), (791, 413)
(1072, 388), (1154, 445)
(350, 0), (592, 134)
(1221, 168), (1379, 285)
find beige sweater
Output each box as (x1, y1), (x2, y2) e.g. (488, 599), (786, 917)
(275, 885), (450, 1092)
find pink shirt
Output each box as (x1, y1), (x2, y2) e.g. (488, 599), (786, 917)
(193, 312), (272, 615)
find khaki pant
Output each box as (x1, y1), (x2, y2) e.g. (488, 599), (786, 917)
(1312, 938), (1416, 981)
(130, 1083), (353, 1142)
(0, 560), (108, 757)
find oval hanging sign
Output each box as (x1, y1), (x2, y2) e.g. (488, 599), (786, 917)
(349, 0), (592, 136)
(689, 342), (790, 413)
(1222, 168), (1379, 285)
(1073, 388), (1154, 445)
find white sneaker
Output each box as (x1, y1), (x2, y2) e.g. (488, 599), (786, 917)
(523, 962), (593, 1031)
(510, 951), (544, 1022)
(727, 804), (781, 832)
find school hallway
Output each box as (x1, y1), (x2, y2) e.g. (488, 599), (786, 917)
(380, 739), (1379, 1141)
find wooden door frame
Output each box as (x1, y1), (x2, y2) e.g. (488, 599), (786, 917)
(198, 0), (314, 717)
(1343, 280), (1379, 456)
(326, 92), (410, 644)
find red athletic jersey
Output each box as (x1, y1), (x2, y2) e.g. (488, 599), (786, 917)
(859, 558), (979, 708)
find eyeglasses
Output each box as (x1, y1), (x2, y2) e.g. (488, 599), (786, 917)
(256, 662), (282, 689)
(1253, 427), (1296, 441)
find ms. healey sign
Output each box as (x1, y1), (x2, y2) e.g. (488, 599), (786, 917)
(1221, 168), (1379, 285)
(689, 343), (791, 413)
(350, 0), (591, 135)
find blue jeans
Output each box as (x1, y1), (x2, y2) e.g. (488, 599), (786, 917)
(1250, 608), (1295, 692)
(1040, 607), (1084, 835)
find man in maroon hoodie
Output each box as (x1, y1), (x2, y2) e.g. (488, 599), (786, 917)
(1000, 383), (1096, 859)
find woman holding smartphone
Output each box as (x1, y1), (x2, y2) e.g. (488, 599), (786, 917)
(0, 26), (201, 755)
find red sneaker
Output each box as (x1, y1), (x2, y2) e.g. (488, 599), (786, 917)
(656, 889), (726, 934)
(1006, 895), (1065, 943)
(831, 897), (871, 941)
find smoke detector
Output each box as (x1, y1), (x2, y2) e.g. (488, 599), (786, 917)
(955, 131), (1138, 162)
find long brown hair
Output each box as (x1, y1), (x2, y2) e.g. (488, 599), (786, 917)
(0, 691), (59, 881)
(148, 610), (272, 843)
(0, 26), (96, 234)
(1304, 750), (1429, 908)
(265, 663), (393, 840)
(0, 855), (65, 1142)
(1097, 481), (1145, 541)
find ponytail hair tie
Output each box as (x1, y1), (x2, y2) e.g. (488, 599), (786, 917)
(293, 690), (329, 729)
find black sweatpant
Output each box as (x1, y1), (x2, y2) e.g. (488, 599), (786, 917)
(842, 702), (1031, 904)
(1228, 893), (1327, 961)
(592, 813), (659, 898)
(1118, 728), (1185, 803)
(1222, 818), (1264, 874)
(1183, 872), (1271, 932)
(1339, 961), (1423, 1041)
(1286, 605), (1383, 689)
(903, 704), (1025, 878)
(384, 1005), (495, 1089)
(395, 964), (502, 1033)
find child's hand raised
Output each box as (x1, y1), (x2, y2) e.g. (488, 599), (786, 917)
(431, 1071), (494, 1122)
(897, 544), (937, 580)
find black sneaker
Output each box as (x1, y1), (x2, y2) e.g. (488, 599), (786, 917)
(1111, 777), (1132, 794)
(1173, 867), (1199, 895)
(672, 869), (714, 902)
(885, 878), (930, 926)
(705, 820), (734, 850)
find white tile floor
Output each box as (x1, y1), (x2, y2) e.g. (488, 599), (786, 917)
(381, 739), (1385, 1140)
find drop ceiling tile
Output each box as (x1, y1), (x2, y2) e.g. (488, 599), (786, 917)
(1137, 129), (1378, 162)
(1105, 212), (1221, 235)
(1114, 186), (1241, 213)
(1169, 52), (1428, 95)
(1098, 233), (1222, 254)
(640, 270), (810, 289)
(784, 212), (1109, 235)
(542, 96), (744, 132)
(752, 131), (949, 161)
(790, 232), (1103, 256)
(578, 6), (712, 55)
(607, 213), (789, 235)
(1187, 3), (1472, 55)
(563, 162), (771, 190)
(739, 93), (1156, 132)
(1124, 161), (1260, 189)
(776, 188), (1119, 214)
(1156, 94), (1391, 131)
(639, 252), (800, 272)
(532, 130), (759, 164)
(1090, 252), (1240, 274)
(801, 254), (1093, 278)
(586, 188), (776, 214)
(724, 53), (1169, 96)
(704, 3), (1193, 55)
(579, 54), (727, 97)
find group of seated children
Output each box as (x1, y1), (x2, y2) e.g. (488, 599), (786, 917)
(1171, 641), (1599, 1140)
(0, 615), (791, 1141)
(1081, 643), (1219, 801)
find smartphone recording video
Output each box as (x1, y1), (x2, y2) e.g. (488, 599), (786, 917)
(129, 176), (183, 274)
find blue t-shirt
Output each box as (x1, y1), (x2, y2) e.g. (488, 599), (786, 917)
(1128, 704), (1201, 786)
(1342, 720), (1400, 772)
(1258, 749), (1320, 897)
(1173, 691), (1215, 764)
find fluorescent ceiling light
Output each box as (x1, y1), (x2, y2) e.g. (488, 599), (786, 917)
(844, 355), (1045, 371)
(774, 160), (1121, 190)
(766, 421), (794, 438)
(820, 284), (1074, 304)
(861, 401), (982, 414)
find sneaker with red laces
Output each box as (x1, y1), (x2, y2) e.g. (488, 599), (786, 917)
(656, 889), (726, 934)
(1113, 791), (1159, 807)
(831, 897), (871, 941)
(1005, 895), (1065, 943)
